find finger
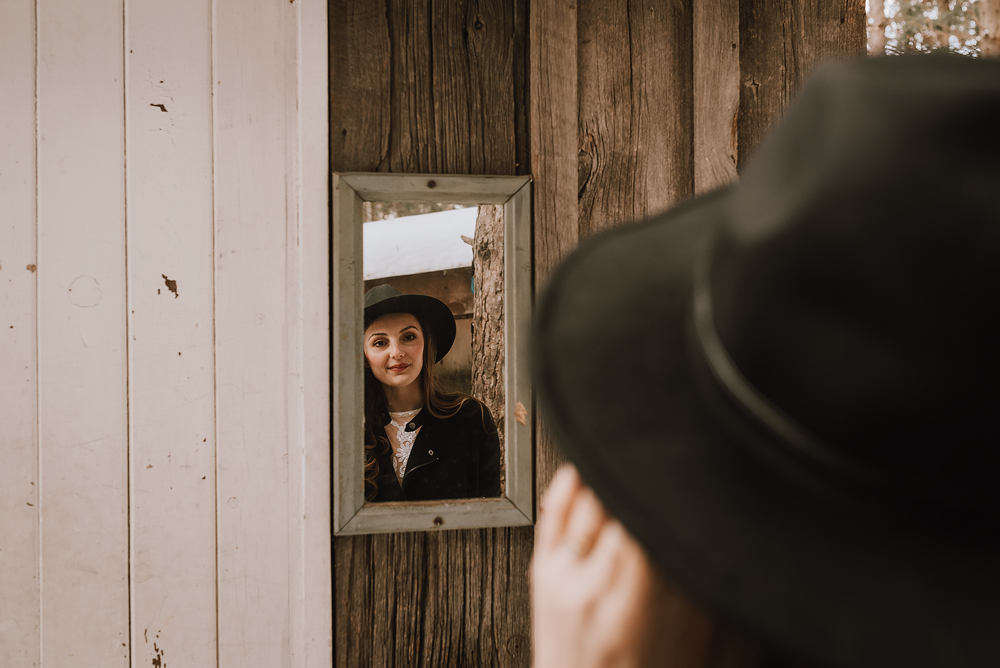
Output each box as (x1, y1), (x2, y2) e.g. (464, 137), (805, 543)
(536, 464), (583, 552)
(561, 483), (609, 558)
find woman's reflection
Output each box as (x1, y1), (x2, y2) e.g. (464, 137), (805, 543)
(362, 284), (502, 502)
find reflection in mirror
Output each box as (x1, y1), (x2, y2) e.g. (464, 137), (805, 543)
(332, 173), (532, 535)
(361, 203), (505, 503)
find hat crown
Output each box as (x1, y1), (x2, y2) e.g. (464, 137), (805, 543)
(362, 284), (457, 362)
(364, 284), (403, 309)
(710, 56), (1000, 514)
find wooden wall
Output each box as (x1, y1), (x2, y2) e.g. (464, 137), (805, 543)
(330, 0), (864, 666)
(0, 1), (331, 667)
(330, 2), (533, 666)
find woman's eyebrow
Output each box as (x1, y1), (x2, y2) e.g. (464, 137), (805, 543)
(399, 325), (418, 334)
(366, 331), (386, 340)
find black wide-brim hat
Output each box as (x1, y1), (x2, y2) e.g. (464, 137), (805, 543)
(364, 284), (456, 362)
(534, 56), (1000, 668)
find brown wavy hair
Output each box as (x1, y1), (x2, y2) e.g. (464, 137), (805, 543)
(363, 316), (478, 501)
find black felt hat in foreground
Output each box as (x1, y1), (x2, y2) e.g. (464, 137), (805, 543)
(364, 284), (457, 362)
(533, 55), (1000, 668)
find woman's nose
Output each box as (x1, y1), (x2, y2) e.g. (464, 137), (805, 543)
(389, 342), (404, 358)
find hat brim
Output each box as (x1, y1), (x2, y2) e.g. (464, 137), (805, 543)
(364, 293), (457, 362)
(533, 187), (1000, 668)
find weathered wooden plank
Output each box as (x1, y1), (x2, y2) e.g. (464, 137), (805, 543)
(438, 0), (517, 175)
(335, 527), (532, 668)
(530, 0), (579, 499)
(36, 0), (130, 664)
(293, 0), (334, 666)
(0, 3), (39, 665)
(627, 0), (694, 215)
(512, 0), (530, 176)
(331, 0), (532, 665)
(577, 0), (694, 236)
(330, 0), (391, 172)
(125, 0), (217, 665)
(737, 0), (866, 168)
(214, 0), (292, 665)
(694, 0), (740, 193)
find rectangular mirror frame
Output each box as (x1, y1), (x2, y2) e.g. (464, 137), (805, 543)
(332, 173), (533, 535)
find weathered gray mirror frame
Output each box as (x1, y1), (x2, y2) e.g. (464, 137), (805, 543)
(333, 173), (533, 535)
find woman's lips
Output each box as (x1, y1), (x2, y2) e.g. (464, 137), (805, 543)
(388, 364), (409, 371)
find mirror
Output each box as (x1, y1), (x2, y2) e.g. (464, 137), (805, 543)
(333, 173), (533, 535)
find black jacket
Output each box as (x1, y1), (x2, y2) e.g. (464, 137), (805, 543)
(372, 400), (502, 502)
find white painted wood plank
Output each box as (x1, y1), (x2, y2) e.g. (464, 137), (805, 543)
(36, 1), (130, 665)
(0, 3), (40, 665)
(291, 0), (333, 665)
(213, 1), (292, 665)
(693, 0), (740, 194)
(125, 1), (218, 665)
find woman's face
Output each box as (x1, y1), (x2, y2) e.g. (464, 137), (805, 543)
(364, 312), (425, 391)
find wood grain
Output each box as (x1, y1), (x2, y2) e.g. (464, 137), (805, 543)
(737, 0), (866, 169)
(125, 0), (218, 665)
(694, 0), (740, 193)
(530, 0), (579, 501)
(577, 0), (694, 236)
(0, 2), (39, 665)
(37, 0), (130, 663)
(330, 0), (391, 172)
(336, 527), (532, 668)
(330, 1), (531, 664)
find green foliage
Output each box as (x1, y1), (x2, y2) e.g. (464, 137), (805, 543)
(875, 0), (980, 56)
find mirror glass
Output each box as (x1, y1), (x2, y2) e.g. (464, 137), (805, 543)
(333, 173), (533, 535)
(362, 202), (506, 502)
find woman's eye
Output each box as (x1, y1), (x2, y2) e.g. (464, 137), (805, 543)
(402, 334), (416, 342)
(372, 339), (387, 347)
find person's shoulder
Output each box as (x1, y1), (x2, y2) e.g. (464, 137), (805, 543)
(454, 396), (487, 419)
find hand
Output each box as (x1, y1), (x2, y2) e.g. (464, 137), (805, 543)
(531, 465), (674, 668)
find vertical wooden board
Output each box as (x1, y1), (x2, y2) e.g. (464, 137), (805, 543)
(439, 0), (518, 175)
(512, 0), (530, 176)
(36, 0), (130, 664)
(329, 0), (391, 172)
(737, 0), (866, 169)
(214, 0), (291, 665)
(386, 0), (436, 173)
(0, 3), (39, 665)
(335, 528), (531, 668)
(125, 0), (217, 665)
(428, 0), (474, 174)
(577, 0), (693, 236)
(294, 0), (333, 665)
(333, 536), (374, 667)
(530, 0), (579, 495)
(694, 0), (740, 194)
(374, 0), (518, 175)
(576, 0), (637, 236)
(628, 0), (694, 216)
